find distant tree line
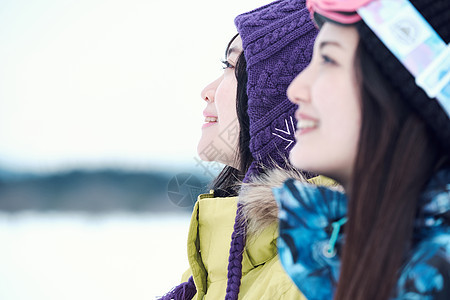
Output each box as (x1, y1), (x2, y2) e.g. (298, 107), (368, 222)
(0, 169), (211, 213)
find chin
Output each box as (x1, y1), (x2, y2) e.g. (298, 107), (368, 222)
(197, 150), (212, 162)
(289, 145), (306, 169)
(289, 150), (323, 177)
(196, 141), (209, 162)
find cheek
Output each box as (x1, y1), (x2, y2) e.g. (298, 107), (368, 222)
(316, 73), (360, 124)
(328, 87), (361, 161)
(338, 79), (361, 135)
(313, 74), (361, 154)
(215, 80), (237, 121)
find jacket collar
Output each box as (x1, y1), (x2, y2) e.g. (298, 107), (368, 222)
(239, 167), (337, 237)
(188, 192), (278, 295)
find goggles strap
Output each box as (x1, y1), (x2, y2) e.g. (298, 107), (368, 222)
(357, 0), (450, 117)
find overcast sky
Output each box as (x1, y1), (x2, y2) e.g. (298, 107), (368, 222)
(0, 0), (272, 173)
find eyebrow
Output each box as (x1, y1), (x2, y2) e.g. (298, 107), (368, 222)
(227, 46), (240, 57)
(319, 41), (343, 50)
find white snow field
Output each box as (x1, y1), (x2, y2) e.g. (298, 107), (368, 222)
(0, 212), (191, 300)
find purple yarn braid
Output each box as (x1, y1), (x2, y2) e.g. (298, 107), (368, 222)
(225, 203), (246, 300)
(158, 275), (196, 300)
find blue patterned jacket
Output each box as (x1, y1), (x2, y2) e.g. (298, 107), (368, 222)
(273, 169), (450, 299)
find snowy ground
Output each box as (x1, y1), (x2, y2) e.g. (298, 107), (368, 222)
(0, 212), (191, 300)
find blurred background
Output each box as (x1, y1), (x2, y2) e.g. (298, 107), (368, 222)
(0, 0), (271, 299)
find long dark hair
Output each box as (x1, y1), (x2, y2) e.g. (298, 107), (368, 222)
(334, 34), (449, 299)
(210, 34), (253, 197)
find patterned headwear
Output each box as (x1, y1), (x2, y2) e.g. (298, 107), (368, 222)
(306, 0), (450, 150)
(235, 0), (318, 182)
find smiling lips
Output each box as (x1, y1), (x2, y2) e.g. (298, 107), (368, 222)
(202, 114), (218, 128)
(296, 113), (319, 135)
(205, 116), (218, 123)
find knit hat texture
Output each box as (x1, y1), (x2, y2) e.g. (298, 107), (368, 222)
(235, 0), (318, 182)
(357, 0), (450, 150)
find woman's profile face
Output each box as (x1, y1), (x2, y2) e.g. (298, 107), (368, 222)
(287, 22), (361, 185)
(197, 36), (243, 168)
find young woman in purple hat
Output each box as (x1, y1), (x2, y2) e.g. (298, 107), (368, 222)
(273, 0), (450, 299)
(159, 0), (335, 299)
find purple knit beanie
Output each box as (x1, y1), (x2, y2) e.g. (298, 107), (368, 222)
(235, 0), (318, 182)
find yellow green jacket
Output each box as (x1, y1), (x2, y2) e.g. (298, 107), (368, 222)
(181, 170), (335, 299)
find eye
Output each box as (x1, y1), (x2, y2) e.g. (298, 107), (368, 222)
(221, 60), (234, 70)
(320, 54), (336, 65)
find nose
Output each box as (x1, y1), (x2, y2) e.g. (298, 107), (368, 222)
(287, 64), (312, 105)
(201, 76), (222, 103)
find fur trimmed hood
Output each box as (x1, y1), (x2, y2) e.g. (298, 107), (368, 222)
(238, 168), (339, 237)
(238, 168), (307, 237)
